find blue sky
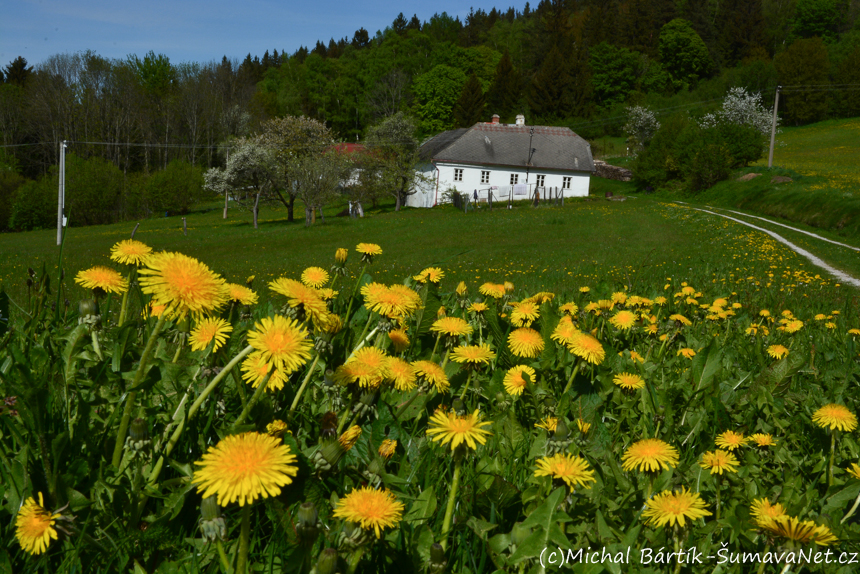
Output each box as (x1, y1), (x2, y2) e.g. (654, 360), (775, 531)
(2, 0), (513, 68)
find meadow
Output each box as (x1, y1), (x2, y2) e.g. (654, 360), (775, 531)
(2, 188), (860, 573)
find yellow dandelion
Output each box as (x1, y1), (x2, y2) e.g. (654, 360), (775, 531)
(750, 498), (787, 525)
(318, 288), (338, 301)
(110, 239), (152, 266)
(226, 283), (258, 306)
(749, 433), (777, 447)
(758, 515), (838, 546)
(613, 372), (645, 391)
(189, 317), (233, 352)
(630, 351), (645, 363)
(784, 319), (803, 333)
(479, 282), (506, 299)
(333, 486), (404, 538)
(414, 267), (445, 284)
(535, 416), (558, 432)
(551, 316), (579, 346)
(579, 286), (590, 293)
(387, 357), (417, 391)
(642, 488), (711, 528)
(699, 450), (739, 475)
(534, 453), (596, 490)
(241, 352), (287, 392)
(468, 302), (489, 313)
(510, 301), (540, 327)
(846, 463), (860, 480)
(247, 315), (313, 375)
(508, 327), (545, 358)
(558, 302), (578, 315)
(378, 439), (397, 460)
(622, 439), (679, 472)
(266, 420), (291, 438)
(504, 281), (515, 293)
(431, 317), (473, 337)
(75, 266), (128, 294)
(335, 247), (349, 263)
(503, 365), (536, 396)
(450, 344), (496, 366)
(576, 418), (591, 433)
(426, 409), (492, 451)
(361, 283), (422, 319)
(568, 332), (605, 365)
(849, 329), (860, 336)
(412, 360), (450, 393)
(760, 310), (771, 317)
(301, 266), (330, 288)
(269, 278), (329, 325)
(15, 493), (60, 555)
(677, 348), (696, 359)
(356, 242), (383, 262)
(812, 404), (858, 432)
(193, 432), (298, 506)
(456, 281), (468, 296)
(139, 252), (228, 319)
(767, 345), (789, 359)
(339, 425), (362, 450)
(669, 314), (691, 326)
(388, 329), (410, 353)
(335, 347), (390, 388)
(609, 310), (637, 330)
(715, 430), (747, 451)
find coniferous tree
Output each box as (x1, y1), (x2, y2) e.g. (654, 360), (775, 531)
(487, 50), (521, 120)
(407, 15), (422, 31)
(312, 41), (327, 58)
(453, 73), (486, 127)
(393, 13), (408, 35)
(352, 28), (370, 48)
(716, 0), (765, 66)
(3, 57), (32, 88)
(774, 37), (830, 124)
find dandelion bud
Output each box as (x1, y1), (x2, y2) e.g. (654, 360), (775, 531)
(313, 441), (345, 472)
(335, 248), (348, 264)
(452, 398), (466, 416)
(428, 543), (447, 573)
(553, 419), (570, 441)
(296, 502), (320, 542)
(316, 548), (340, 574)
(456, 281), (467, 296)
(199, 496), (226, 542)
(437, 306), (446, 319)
(28, 267), (36, 278)
(177, 317), (191, 333)
(126, 418), (151, 455)
(78, 299), (98, 317)
(378, 439), (397, 460)
(338, 521), (370, 550)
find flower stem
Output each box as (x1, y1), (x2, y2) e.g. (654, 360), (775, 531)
(756, 545), (771, 574)
(236, 504), (251, 574)
(112, 314), (167, 468)
(231, 371), (272, 431)
(216, 540), (231, 572)
(827, 431), (836, 488)
(562, 362), (582, 396)
(345, 547), (365, 574)
(430, 333), (441, 362)
(459, 370), (474, 400)
(716, 476), (721, 521)
(841, 491), (860, 524)
(672, 530), (682, 574)
(440, 458), (462, 550)
(287, 354), (320, 419)
(343, 263), (368, 332)
(118, 269), (133, 325)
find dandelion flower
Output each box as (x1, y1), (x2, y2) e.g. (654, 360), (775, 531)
(189, 317), (233, 352)
(193, 432), (298, 506)
(576, 418), (591, 433)
(812, 404), (858, 432)
(609, 310), (637, 330)
(301, 266), (330, 288)
(508, 328), (544, 358)
(333, 486), (404, 538)
(750, 498), (787, 526)
(669, 314), (691, 326)
(758, 515), (838, 546)
(269, 278), (329, 325)
(362, 283), (422, 319)
(551, 316), (579, 346)
(699, 450), (739, 475)
(749, 433), (777, 447)
(510, 301), (540, 327)
(642, 488), (711, 528)
(479, 282), (506, 299)
(622, 439), (679, 472)
(387, 357), (417, 391)
(335, 347), (389, 388)
(569, 332), (605, 365)
(783, 319), (803, 333)
(75, 266), (128, 294)
(241, 352), (287, 392)
(226, 283), (258, 305)
(110, 239), (152, 266)
(139, 252), (228, 319)
(356, 243), (383, 262)
(266, 420), (290, 438)
(503, 365), (536, 396)
(715, 430), (747, 451)
(535, 417), (558, 432)
(579, 286), (590, 293)
(431, 317), (473, 338)
(468, 302), (488, 313)
(412, 360), (450, 393)
(426, 409), (492, 451)
(456, 281), (467, 296)
(378, 439), (397, 460)
(677, 348), (696, 359)
(559, 302), (578, 315)
(534, 454), (596, 490)
(450, 344), (496, 366)
(846, 463), (860, 480)
(247, 315), (313, 375)
(339, 426), (362, 450)
(504, 281), (515, 293)
(15, 493), (60, 555)
(413, 267), (445, 284)
(388, 329), (409, 353)
(613, 372), (645, 391)
(767, 345), (789, 359)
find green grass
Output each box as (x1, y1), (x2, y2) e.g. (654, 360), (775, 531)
(1, 193), (855, 320)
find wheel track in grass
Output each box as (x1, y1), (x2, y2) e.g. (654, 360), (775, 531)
(671, 202), (860, 289)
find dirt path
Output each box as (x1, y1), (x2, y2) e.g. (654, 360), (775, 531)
(672, 203), (860, 288)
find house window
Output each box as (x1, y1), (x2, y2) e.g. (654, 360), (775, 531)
(454, 168), (463, 182)
(481, 170), (490, 184)
(562, 176), (572, 189)
(510, 173), (519, 185)
(536, 175), (545, 187)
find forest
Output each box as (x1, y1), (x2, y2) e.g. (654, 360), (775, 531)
(1, 0), (859, 229)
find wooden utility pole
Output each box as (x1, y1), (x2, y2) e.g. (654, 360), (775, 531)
(57, 140), (67, 246)
(768, 86), (781, 168)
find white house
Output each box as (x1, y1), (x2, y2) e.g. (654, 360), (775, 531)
(409, 114), (594, 208)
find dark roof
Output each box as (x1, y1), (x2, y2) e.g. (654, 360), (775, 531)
(419, 128), (468, 162)
(421, 123), (593, 172)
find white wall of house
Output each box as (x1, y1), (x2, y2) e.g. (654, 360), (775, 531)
(407, 162), (590, 207)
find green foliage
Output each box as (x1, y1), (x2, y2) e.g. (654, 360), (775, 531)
(452, 73), (486, 128)
(775, 37), (830, 125)
(9, 174), (56, 231)
(792, 0), (842, 42)
(0, 153), (26, 231)
(528, 44), (592, 121)
(658, 18), (712, 87)
(143, 159), (206, 215)
(590, 43), (641, 107)
(486, 50), (522, 121)
(413, 65), (468, 135)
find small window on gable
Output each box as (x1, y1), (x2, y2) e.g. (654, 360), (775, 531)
(454, 168), (463, 182)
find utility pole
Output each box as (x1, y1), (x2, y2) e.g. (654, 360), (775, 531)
(768, 86), (781, 168)
(57, 140), (67, 246)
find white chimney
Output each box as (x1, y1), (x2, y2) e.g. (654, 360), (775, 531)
(515, 114), (525, 126)
(490, 114), (500, 124)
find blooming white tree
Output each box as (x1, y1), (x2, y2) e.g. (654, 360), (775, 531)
(624, 106), (661, 151)
(699, 87), (776, 136)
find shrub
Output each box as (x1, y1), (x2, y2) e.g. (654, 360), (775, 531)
(10, 176), (57, 231)
(143, 159), (207, 215)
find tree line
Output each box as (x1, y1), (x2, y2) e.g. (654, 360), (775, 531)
(1, 0), (859, 229)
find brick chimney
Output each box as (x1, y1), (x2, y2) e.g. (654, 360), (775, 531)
(490, 114), (500, 124)
(515, 114), (525, 126)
